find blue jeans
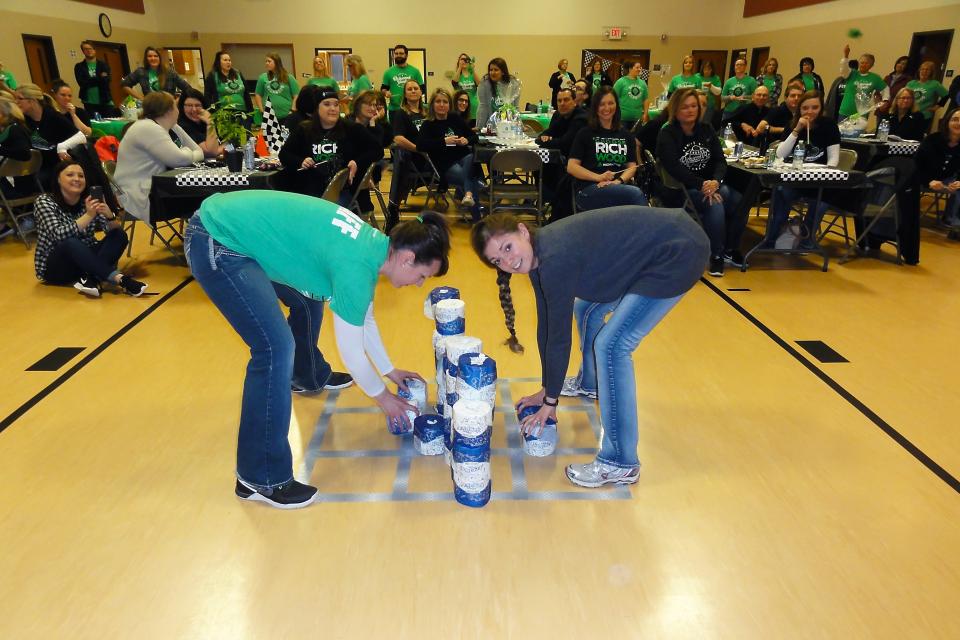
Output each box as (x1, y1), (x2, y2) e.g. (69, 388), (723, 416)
(576, 183), (648, 211)
(185, 216), (330, 489)
(576, 293), (684, 469)
(686, 184), (744, 255)
(766, 186), (828, 243)
(444, 153), (483, 219)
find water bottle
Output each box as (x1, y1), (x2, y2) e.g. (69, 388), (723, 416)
(792, 140), (805, 169)
(243, 139), (255, 171)
(877, 118), (890, 143)
(723, 123), (736, 149)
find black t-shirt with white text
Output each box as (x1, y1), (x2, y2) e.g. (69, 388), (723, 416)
(779, 116), (841, 165)
(569, 125), (637, 190)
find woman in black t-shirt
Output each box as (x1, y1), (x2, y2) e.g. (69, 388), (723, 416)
(347, 90), (392, 219)
(51, 80), (91, 137)
(13, 83), (85, 187)
(386, 79), (429, 232)
(767, 90), (842, 247)
(176, 89), (224, 158)
(880, 88), (927, 141)
(567, 87), (647, 211)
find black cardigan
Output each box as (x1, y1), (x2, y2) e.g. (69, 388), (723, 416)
(73, 59), (113, 105)
(914, 133), (960, 186)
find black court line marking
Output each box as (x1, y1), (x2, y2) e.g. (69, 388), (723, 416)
(699, 277), (960, 495)
(0, 277), (194, 436)
(26, 347), (85, 372)
(726, 288), (751, 292)
(796, 340), (849, 364)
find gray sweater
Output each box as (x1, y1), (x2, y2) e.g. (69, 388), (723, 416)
(529, 206), (709, 397)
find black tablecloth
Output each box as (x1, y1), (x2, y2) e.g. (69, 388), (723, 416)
(149, 168), (279, 223)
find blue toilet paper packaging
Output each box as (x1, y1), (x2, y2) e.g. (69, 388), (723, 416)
(414, 414), (445, 456)
(517, 404), (558, 456)
(456, 353), (497, 408)
(452, 442), (492, 508)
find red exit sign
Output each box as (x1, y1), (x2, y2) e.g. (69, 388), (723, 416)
(608, 27), (623, 40)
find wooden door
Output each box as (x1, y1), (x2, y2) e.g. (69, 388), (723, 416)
(692, 50), (729, 82)
(751, 47), (770, 77)
(729, 48), (748, 77)
(908, 29), (954, 81)
(89, 41), (130, 107)
(22, 35), (59, 94)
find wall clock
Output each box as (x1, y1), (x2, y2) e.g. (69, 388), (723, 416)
(98, 13), (112, 38)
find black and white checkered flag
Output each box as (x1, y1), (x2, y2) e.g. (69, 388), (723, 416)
(261, 98), (289, 155)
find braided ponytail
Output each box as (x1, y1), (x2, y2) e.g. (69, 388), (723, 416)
(496, 269), (523, 353)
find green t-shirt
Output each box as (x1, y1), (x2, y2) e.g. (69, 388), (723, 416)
(308, 77), (340, 91)
(695, 73), (721, 109)
(215, 73), (247, 108)
(256, 72), (300, 119)
(147, 69), (160, 93)
(348, 74), (373, 98)
(590, 72), (604, 90)
(613, 75), (649, 121)
(85, 62), (100, 105)
(800, 73), (817, 91)
(839, 70), (886, 118)
(721, 75), (757, 113)
(906, 79), (948, 120)
(456, 72), (478, 119)
(199, 191), (389, 326)
(1, 69), (17, 90)
(759, 74), (777, 96)
(667, 74), (701, 95)
(382, 65), (424, 111)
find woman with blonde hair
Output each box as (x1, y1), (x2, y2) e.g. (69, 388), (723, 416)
(548, 58), (576, 108)
(254, 53), (299, 120)
(122, 46), (190, 99)
(879, 87), (927, 140)
(308, 55), (339, 91)
(0, 97), (32, 223)
(345, 54), (373, 103)
(667, 55), (701, 95)
(13, 83), (86, 185)
(756, 57), (783, 106)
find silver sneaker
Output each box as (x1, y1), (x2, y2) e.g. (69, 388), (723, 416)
(560, 375), (598, 400)
(565, 460), (639, 488)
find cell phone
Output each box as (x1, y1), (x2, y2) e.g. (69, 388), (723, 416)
(89, 186), (104, 201)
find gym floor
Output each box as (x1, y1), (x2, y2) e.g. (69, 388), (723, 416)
(0, 199), (958, 638)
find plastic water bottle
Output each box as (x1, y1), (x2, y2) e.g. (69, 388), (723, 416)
(243, 139), (255, 171)
(723, 123), (736, 149)
(877, 118), (890, 143)
(792, 140), (806, 169)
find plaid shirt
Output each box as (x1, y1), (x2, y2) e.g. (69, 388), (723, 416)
(33, 193), (109, 280)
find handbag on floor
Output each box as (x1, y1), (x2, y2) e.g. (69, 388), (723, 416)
(775, 215), (809, 250)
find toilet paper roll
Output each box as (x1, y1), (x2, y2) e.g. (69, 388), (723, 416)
(444, 335), (482, 368)
(386, 399), (418, 435)
(434, 299), (466, 335)
(424, 286), (460, 320)
(398, 378), (427, 411)
(453, 398), (491, 438)
(414, 414), (445, 456)
(457, 353), (497, 409)
(517, 404), (558, 455)
(453, 425), (492, 449)
(452, 443), (491, 508)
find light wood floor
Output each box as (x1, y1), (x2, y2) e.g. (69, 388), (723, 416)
(0, 200), (958, 639)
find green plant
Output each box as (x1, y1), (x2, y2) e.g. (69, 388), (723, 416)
(209, 99), (252, 146)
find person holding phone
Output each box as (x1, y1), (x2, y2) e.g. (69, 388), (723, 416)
(34, 160), (147, 297)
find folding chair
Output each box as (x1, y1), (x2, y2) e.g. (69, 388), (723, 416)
(839, 164), (908, 264)
(390, 147), (444, 211)
(655, 159), (701, 224)
(0, 150), (44, 248)
(816, 148), (859, 246)
(321, 168), (351, 203)
(487, 149), (544, 224)
(346, 162), (388, 230)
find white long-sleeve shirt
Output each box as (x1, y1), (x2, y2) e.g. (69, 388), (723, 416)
(333, 302), (394, 397)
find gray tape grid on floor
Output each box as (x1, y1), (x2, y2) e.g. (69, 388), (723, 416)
(300, 379), (632, 503)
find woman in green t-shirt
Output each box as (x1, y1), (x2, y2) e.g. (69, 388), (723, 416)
(668, 56), (702, 96)
(585, 59), (612, 92)
(452, 53), (481, 119)
(344, 54), (373, 110)
(695, 59), (722, 126)
(203, 51), (252, 111)
(308, 55), (340, 91)
(254, 53), (299, 120)
(185, 193), (452, 509)
(755, 57), (783, 106)
(907, 61), (949, 121)
(0, 62), (17, 91)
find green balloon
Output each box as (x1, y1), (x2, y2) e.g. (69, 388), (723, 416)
(847, 28), (863, 38)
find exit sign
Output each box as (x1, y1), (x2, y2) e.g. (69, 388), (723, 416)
(608, 27), (623, 40)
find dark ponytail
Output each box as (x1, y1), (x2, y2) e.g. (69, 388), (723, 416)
(389, 210), (451, 275)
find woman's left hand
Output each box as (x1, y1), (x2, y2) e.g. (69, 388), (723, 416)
(199, 108), (212, 124)
(520, 404), (557, 437)
(347, 160), (358, 183)
(385, 369), (425, 391)
(516, 388), (546, 413)
(58, 151), (71, 161)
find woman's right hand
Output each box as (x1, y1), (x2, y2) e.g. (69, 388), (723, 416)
(300, 157), (316, 170)
(515, 388), (546, 413)
(795, 116), (812, 133)
(597, 170), (616, 183)
(375, 389), (418, 432)
(929, 180), (944, 191)
(83, 195), (106, 217)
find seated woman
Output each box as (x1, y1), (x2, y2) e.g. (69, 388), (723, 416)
(767, 90), (841, 248)
(657, 87), (744, 276)
(386, 79), (429, 233)
(33, 160), (146, 297)
(278, 87), (383, 205)
(203, 51), (252, 112)
(122, 47), (190, 100)
(567, 86), (646, 211)
(51, 80), (91, 137)
(13, 83), (86, 187)
(113, 91), (206, 222)
(417, 88), (482, 220)
(475, 58), (522, 130)
(452, 90), (475, 129)
(0, 97), (33, 238)
(730, 85), (772, 149)
(880, 88), (927, 141)
(347, 90), (392, 217)
(176, 88), (225, 156)
(915, 107), (960, 230)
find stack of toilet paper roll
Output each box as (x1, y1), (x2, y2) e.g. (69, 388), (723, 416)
(442, 335), (482, 462)
(424, 286), (460, 320)
(433, 297), (465, 417)
(452, 398), (493, 507)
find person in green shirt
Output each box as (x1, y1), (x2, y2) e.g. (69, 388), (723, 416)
(0, 62), (17, 91)
(185, 192), (452, 509)
(755, 57), (782, 106)
(121, 46), (190, 100)
(838, 45), (890, 119)
(695, 59), (722, 124)
(381, 44), (425, 115)
(585, 58), (612, 92)
(788, 57), (825, 95)
(204, 51), (252, 112)
(342, 53), (373, 112)
(668, 55), (702, 96)
(613, 61), (649, 131)
(452, 52), (480, 119)
(720, 58), (757, 123)
(254, 53), (299, 120)
(907, 61), (949, 121)
(307, 55), (340, 91)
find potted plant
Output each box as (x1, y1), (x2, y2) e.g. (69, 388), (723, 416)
(209, 98), (252, 170)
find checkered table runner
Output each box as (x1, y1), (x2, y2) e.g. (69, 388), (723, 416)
(735, 149), (760, 159)
(175, 168), (251, 187)
(886, 141), (920, 156)
(776, 167), (850, 182)
(494, 146), (552, 163)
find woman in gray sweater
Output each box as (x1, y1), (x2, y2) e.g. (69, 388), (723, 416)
(472, 207), (709, 487)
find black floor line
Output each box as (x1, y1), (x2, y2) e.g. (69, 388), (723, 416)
(699, 277), (960, 495)
(26, 347), (86, 372)
(0, 277), (194, 435)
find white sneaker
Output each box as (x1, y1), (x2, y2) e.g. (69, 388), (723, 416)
(560, 375), (598, 400)
(74, 276), (101, 298)
(565, 460), (639, 488)
(461, 193), (475, 208)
